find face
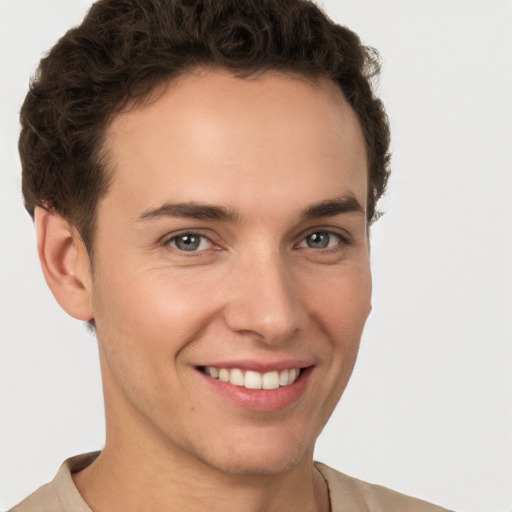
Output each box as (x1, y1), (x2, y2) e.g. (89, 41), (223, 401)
(88, 69), (371, 476)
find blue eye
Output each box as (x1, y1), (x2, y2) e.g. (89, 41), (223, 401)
(299, 231), (342, 249)
(167, 233), (213, 252)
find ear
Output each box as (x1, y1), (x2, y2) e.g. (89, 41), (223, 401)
(34, 206), (94, 322)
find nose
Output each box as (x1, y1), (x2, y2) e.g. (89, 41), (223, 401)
(222, 250), (307, 344)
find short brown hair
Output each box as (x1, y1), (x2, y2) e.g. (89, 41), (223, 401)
(19, 0), (390, 252)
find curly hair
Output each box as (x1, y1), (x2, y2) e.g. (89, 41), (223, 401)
(19, 0), (390, 252)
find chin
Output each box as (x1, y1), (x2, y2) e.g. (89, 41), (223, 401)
(192, 430), (315, 476)
(203, 450), (306, 476)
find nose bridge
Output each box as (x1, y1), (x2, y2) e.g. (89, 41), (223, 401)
(223, 246), (305, 343)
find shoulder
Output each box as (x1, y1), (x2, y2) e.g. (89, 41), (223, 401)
(10, 479), (55, 512)
(315, 462), (452, 512)
(9, 453), (98, 512)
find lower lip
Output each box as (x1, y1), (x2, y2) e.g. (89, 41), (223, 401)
(197, 367), (313, 412)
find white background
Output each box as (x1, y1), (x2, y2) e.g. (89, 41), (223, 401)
(1, 1), (511, 511)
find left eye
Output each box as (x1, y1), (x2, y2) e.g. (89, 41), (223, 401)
(298, 231), (342, 250)
(167, 233), (213, 252)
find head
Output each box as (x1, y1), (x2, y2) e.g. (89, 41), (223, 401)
(20, 0), (391, 478)
(20, 0), (390, 255)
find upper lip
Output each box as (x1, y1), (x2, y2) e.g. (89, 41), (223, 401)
(196, 359), (314, 373)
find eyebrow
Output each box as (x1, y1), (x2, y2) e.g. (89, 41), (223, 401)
(135, 194), (364, 224)
(299, 194), (365, 221)
(136, 202), (239, 223)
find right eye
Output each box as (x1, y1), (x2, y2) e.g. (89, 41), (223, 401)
(166, 233), (214, 252)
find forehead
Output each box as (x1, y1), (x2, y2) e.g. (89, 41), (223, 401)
(101, 68), (368, 219)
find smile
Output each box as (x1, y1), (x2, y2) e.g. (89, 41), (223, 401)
(201, 367), (300, 390)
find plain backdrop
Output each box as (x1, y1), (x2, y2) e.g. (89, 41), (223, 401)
(1, 1), (511, 511)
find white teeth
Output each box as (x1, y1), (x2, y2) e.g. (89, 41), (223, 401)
(230, 368), (245, 387)
(203, 366), (301, 389)
(244, 370), (262, 389)
(262, 371), (280, 390)
(219, 368), (230, 383)
(288, 368), (298, 384)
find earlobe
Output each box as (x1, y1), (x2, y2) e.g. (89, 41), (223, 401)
(34, 206), (94, 322)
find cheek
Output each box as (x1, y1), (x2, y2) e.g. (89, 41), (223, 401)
(90, 265), (212, 414)
(91, 262), (221, 356)
(308, 263), (372, 336)
(307, 262), (371, 400)
(303, 265), (371, 435)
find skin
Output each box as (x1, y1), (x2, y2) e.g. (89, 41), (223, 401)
(37, 69), (371, 512)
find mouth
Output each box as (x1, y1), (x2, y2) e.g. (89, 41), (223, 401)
(196, 363), (313, 411)
(198, 366), (301, 390)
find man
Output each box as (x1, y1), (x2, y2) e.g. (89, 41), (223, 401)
(11, 0), (450, 510)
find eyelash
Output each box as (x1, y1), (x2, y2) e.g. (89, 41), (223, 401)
(162, 228), (351, 255)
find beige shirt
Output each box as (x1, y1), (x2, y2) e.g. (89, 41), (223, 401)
(11, 452), (450, 512)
